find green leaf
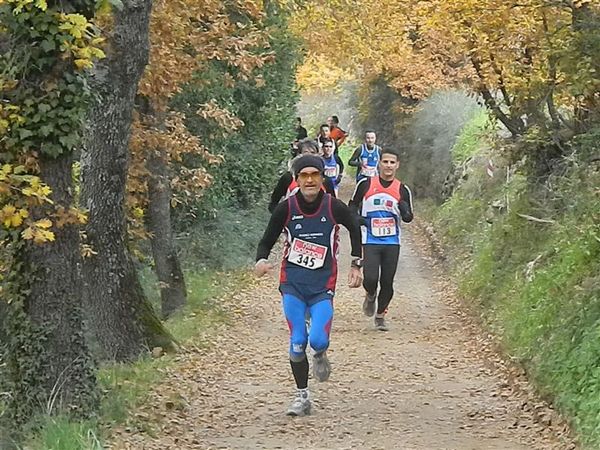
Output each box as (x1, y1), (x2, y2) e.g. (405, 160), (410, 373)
(59, 133), (78, 149)
(39, 124), (54, 137)
(96, 0), (124, 12)
(38, 103), (52, 114)
(19, 129), (34, 140)
(40, 39), (56, 52)
(43, 143), (63, 157)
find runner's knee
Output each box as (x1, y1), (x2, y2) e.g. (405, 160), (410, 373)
(363, 274), (378, 294)
(309, 330), (329, 353)
(378, 285), (394, 303)
(289, 335), (308, 361)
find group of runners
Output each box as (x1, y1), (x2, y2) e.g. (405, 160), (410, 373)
(255, 116), (413, 416)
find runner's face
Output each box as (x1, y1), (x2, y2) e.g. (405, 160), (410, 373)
(321, 126), (330, 138)
(365, 132), (376, 147)
(379, 154), (399, 179)
(327, 117), (334, 128)
(297, 168), (323, 197)
(323, 143), (333, 156)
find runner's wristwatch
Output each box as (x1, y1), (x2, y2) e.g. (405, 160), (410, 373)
(351, 258), (363, 268)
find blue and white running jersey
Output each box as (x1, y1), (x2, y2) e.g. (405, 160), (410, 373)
(360, 176), (403, 245)
(323, 154), (340, 188)
(357, 145), (381, 180)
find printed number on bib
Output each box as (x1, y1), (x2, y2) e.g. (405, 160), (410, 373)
(324, 168), (338, 178)
(371, 217), (397, 237)
(361, 166), (377, 177)
(288, 238), (328, 269)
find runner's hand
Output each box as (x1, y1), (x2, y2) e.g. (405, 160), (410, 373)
(255, 259), (273, 277)
(348, 266), (362, 288)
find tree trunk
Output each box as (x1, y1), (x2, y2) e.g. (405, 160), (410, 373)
(469, 52), (525, 136)
(0, 301), (6, 344)
(571, 3), (599, 133)
(8, 154), (97, 424)
(81, 0), (175, 361)
(146, 151), (187, 319)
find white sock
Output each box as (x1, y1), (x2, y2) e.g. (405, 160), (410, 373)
(297, 387), (309, 399)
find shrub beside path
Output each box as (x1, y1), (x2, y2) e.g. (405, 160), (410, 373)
(110, 182), (576, 450)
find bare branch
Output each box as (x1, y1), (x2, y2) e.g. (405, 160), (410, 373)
(517, 213), (556, 224)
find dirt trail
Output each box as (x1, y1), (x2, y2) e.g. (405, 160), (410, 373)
(111, 181), (574, 450)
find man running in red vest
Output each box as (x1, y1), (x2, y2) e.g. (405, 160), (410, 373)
(256, 154), (363, 416)
(349, 149), (413, 331)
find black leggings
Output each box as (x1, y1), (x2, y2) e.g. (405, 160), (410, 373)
(363, 244), (400, 315)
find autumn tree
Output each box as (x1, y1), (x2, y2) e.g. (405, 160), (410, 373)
(81, 0), (176, 361)
(289, 0), (456, 100)
(0, 0), (102, 423)
(291, 0), (600, 170)
(129, 0), (271, 317)
(170, 2), (301, 224)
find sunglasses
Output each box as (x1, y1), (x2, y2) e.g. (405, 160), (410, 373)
(297, 171), (322, 181)
(323, 145), (333, 148)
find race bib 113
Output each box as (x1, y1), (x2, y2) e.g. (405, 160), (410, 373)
(371, 217), (397, 237)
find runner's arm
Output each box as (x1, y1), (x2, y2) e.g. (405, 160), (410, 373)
(335, 154), (345, 176)
(347, 147), (361, 167)
(331, 199), (362, 258)
(337, 129), (348, 147)
(256, 201), (289, 260)
(348, 178), (369, 225)
(335, 154), (344, 185)
(324, 177), (337, 198)
(268, 172), (293, 213)
(399, 184), (414, 223)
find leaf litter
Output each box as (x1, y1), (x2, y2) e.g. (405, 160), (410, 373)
(109, 182), (577, 450)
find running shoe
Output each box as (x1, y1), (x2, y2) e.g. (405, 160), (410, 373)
(286, 388), (311, 416)
(312, 351), (331, 382)
(362, 292), (376, 317)
(374, 316), (389, 331)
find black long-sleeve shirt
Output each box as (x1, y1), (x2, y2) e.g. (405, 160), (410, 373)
(268, 172), (336, 213)
(257, 190), (362, 261)
(348, 176), (414, 223)
(347, 146), (363, 167)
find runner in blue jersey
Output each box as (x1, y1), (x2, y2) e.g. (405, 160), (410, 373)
(321, 138), (344, 196)
(348, 131), (381, 181)
(349, 149), (413, 331)
(256, 155), (363, 417)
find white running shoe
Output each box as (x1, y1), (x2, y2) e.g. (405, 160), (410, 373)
(286, 388), (311, 416)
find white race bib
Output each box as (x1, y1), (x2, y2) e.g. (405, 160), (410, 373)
(371, 217), (397, 237)
(287, 238), (328, 269)
(324, 167), (338, 178)
(360, 165), (377, 177)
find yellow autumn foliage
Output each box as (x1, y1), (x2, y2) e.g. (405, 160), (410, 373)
(291, 0), (600, 128)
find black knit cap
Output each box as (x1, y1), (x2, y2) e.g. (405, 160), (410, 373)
(293, 155), (324, 179)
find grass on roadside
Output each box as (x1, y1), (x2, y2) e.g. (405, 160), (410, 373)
(24, 268), (233, 450)
(431, 119), (600, 447)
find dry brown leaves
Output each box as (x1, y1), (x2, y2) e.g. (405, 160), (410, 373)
(109, 183), (577, 449)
